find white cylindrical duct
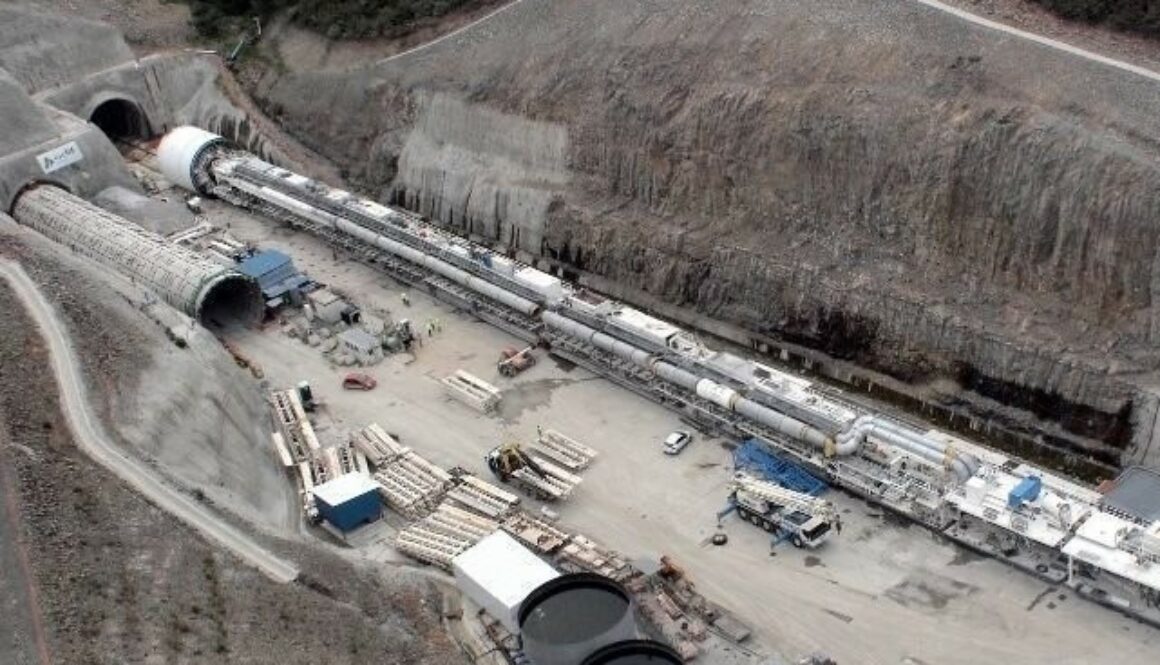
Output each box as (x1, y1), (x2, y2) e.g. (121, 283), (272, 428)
(12, 185), (262, 326)
(834, 416), (973, 481)
(735, 398), (833, 450)
(652, 361), (701, 392)
(696, 379), (740, 410)
(544, 310), (834, 452)
(544, 311), (596, 344)
(157, 126), (227, 194)
(1038, 492), (1073, 528)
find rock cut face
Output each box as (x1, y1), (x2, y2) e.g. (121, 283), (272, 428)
(255, 0), (1160, 465)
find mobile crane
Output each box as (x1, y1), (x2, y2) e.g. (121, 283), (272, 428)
(728, 472), (838, 548)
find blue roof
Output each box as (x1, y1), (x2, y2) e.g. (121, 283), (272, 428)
(239, 250), (293, 278)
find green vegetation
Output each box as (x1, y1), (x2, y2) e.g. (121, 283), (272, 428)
(1031, 0), (1160, 37)
(186, 0), (481, 40)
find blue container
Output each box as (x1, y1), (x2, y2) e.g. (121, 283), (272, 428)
(1008, 476), (1042, 508)
(313, 474), (382, 532)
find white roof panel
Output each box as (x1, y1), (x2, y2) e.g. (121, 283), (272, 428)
(312, 472), (377, 506)
(452, 531), (558, 631)
(608, 307), (680, 345)
(1063, 512), (1160, 592)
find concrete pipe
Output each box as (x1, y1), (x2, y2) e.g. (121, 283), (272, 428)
(11, 184), (261, 327)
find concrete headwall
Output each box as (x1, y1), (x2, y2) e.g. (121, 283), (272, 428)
(0, 69), (136, 212)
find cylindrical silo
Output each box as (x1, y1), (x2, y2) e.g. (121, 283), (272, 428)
(518, 573), (638, 665)
(11, 184), (261, 326)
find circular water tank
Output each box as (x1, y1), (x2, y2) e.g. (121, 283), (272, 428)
(519, 573), (637, 665)
(157, 126), (226, 194)
(580, 640), (683, 665)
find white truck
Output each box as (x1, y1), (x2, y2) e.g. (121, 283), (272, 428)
(729, 472), (837, 549)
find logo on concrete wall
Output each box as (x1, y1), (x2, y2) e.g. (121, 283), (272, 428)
(37, 141), (84, 174)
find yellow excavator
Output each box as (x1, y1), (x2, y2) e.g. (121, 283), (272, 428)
(484, 443), (578, 501)
(486, 443), (547, 482)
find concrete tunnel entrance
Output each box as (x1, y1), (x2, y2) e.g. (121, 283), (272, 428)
(89, 98), (152, 141)
(197, 274), (264, 330)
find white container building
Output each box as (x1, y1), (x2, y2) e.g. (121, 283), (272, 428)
(452, 530), (559, 632)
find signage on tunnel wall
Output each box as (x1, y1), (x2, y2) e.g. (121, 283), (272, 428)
(36, 141), (84, 174)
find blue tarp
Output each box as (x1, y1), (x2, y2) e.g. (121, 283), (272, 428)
(733, 439), (827, 496)
(238, 250), (310, 300)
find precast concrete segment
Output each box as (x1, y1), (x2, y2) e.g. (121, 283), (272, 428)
(11, 186), (261, 325)
(0, 260), (299, 583)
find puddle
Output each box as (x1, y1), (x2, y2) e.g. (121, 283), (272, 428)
(885, 572), (979, 610)
(804, 555), (825, 568)
(947, 547), (986, 566)
(497, 377), (578, 421)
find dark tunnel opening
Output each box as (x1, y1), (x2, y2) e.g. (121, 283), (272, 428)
(90, 98), (152, 141)
(197, 275), (264, 330)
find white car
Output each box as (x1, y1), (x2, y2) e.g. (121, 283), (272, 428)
(662, 430), (693, 455)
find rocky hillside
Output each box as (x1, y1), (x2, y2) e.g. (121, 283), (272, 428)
(248, 0), (1160, 468)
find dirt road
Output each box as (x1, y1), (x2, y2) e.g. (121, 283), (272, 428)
(914, 0), (1160, 81)
(0, 260), (299, 584)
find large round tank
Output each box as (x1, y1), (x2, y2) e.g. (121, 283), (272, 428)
(519, 573), (637, 665)
(157, 126), (227, 194)
(580, 640), (683, 665)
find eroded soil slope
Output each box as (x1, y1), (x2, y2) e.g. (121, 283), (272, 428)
(0, 256), (463, 665)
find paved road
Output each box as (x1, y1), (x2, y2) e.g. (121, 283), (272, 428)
(0, 260), (299, 584)
(913, 0), (1160, 83)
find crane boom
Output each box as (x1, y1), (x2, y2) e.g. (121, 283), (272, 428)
(730, 472), (835, 521)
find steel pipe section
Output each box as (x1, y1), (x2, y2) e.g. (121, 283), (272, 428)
(11, 185), (261, 326)
(835, 415), (975, 481)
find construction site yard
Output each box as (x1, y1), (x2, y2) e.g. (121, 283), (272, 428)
(207, 199), (1160, 665)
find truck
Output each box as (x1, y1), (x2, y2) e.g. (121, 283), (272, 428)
(497, 346), (537, 377)
(728, 472), (837, 549)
